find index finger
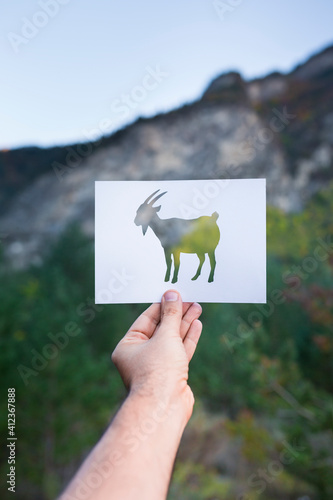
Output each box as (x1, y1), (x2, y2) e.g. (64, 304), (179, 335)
(127, 303), (161, 339)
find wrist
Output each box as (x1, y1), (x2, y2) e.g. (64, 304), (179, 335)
(127, 383), (193, 430)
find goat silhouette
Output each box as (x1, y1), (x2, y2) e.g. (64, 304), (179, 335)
(134, 190), (220, 283)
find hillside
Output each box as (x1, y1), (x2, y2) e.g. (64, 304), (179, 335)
(0, 44), (332, 267)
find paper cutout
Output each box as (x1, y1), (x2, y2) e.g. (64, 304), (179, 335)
(95, 179), (266, 304)
(134, 190), (220, 283)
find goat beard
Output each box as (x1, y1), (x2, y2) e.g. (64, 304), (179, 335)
(142, 224), (148, 235)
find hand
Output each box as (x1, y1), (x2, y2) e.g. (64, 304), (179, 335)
(111, 290), (202, 421)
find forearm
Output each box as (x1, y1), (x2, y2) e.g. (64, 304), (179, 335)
(60, 293), (202, 499)
(60, 391), (190, 500)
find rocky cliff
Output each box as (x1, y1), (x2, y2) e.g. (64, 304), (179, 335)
(0, 44), (332, 267)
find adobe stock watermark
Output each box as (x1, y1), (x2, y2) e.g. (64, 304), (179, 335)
(17, 268), (134, 385)
(272, 383), (333, 472)
(273, 380), (333, 434)
(238, 439), (305, 499)
(201, 106), (296, 185)
(213, 0), (244, 22)
(238, 375), (331, 499)
(272, 381), (316, 422)
(178, 180), (225, 218)
(52, 64), (169, 182)
(7, 0), (71, 54)
(95, 268), (134, 303)
(238, 107), (296, 162)
(223, 235), (333, 352)
(61, 398), (179, 500)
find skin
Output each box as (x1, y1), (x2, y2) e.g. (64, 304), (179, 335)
(60, 290), (202, 500)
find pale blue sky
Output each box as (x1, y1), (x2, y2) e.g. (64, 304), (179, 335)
(1, 0), (332, 149)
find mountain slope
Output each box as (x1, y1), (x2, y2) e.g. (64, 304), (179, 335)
(0, 44), (332, 268)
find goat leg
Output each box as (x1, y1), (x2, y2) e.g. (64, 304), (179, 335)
(208, 250), (217, 282)
(164, 248), (172, 282)
(192, 253), (205, 281)
(171, 251), (180, 283)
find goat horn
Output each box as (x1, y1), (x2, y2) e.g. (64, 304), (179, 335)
(149, 191), (167, 205)
(143, 189), (161, 205)
(143, 190), (167, 205)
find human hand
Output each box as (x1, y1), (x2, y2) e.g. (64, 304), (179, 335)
(111, 290), (202, 421)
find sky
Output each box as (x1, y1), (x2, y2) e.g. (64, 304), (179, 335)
(1, 0), (333, 150)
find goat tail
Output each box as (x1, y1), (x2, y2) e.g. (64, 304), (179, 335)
(211, 211), (219, 221)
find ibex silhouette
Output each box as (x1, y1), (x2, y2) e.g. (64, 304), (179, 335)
(134, 190), (220, 283)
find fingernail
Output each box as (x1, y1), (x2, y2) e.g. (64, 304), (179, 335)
(164, 291), (179, 302)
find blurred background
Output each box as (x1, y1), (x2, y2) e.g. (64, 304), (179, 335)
(1, 1), (333, 498)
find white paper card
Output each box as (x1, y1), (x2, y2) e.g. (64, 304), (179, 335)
(95, 179), (266, 304)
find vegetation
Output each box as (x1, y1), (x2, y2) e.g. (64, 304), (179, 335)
(1, 185), (333, 499)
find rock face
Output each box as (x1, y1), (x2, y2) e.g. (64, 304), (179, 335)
(0, 44), (332, 268)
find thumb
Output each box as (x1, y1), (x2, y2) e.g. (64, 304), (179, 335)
(159, 290), (182, 335)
